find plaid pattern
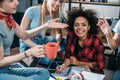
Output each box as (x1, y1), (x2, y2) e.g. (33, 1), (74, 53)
(65, 32), (105, 71)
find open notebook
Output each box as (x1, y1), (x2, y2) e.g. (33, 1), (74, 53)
(51, 66), (84, 79)
(82, 71), (105, 80)
(51, 66), (105, 80)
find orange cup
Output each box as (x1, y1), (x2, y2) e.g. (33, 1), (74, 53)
(45, 42), (59, 59)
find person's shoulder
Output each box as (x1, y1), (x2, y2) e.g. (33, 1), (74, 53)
(25, 5), (40, 16)
(29, 5), (40, 9)
(68, 31), (75, 36)
(114, 19), (120, 30)
(90, 34), (102, 42)
(90, 34), (99, 38)
(117, 19), (120, 24)
(26, 5), (40, 12)
(67, 31), (77, 39)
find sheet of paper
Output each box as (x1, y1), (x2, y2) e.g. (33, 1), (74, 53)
(51, 67), (84, 79)
(82, 71), (105, 80)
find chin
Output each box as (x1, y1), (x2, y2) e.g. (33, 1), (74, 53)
(52, 8), (58, 12)
(76, 34), (82, 37)
(11, 11), (17, 14)
(76, 34), (84, 38)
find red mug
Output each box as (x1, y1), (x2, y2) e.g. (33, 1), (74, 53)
(45, 42), (59, 59)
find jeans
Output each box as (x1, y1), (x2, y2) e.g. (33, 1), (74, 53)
(19, 36), (57, 53)
(113, 70), (120, 80)
(0, 66), (50, 80)
(19, 36), (57, 66)
(19, 36), (66, 66)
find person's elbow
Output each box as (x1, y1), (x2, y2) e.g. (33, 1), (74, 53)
(19, 33), (30, 40)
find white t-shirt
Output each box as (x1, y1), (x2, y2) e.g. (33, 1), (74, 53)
(113, 20), (120, 35)
(113, 19), (120, 54)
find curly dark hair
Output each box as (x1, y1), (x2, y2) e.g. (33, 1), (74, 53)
(67, 8), (99, 34)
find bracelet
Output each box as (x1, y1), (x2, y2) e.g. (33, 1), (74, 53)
(24, 52), (28, 58)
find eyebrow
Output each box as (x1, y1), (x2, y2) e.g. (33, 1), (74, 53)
(75, 21), (88, 24)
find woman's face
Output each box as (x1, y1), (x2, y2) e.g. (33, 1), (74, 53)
(74, 17), (90, 39)
(47, 0), (62, 12)
(0, 0), (19, 14)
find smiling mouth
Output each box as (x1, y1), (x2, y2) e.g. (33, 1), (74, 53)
(76, 30), (83, 34)
(13, 8), (17, 10)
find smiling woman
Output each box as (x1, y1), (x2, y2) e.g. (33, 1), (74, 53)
(19, 0), (66, 67)
(0, 0), (68, 80)
(56, 8), (105, 74)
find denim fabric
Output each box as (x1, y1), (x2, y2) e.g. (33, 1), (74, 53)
(59, 38), (66, 50)
(19, 36), (56, 53)
(0, 66), (9, 73)
(38, 57), (52, 66)
(38, 38), (66, 66)
(0, 66), (50, 80)
(113, 70), (120, 80)
(20, 36), (66, 66)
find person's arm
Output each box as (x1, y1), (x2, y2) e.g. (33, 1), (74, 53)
(0, 45), (45, 68)
(56, 58), (70, 73)
(113, 34), (120, 48)
(20, 14), (38, 47)
(68, 56), (93, 69)
(73, 41), (105, 71)
(56, 29), (62, 45)
(92, 44), (105, 71)
(97, 15), (118, 50)
(0, 46), (25, 67)
(63, 58), (71, 68)
(14, 18), (68, 40)
(56, 32), (71, 73)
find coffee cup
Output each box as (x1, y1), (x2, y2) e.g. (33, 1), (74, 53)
(45, 42), (59, 59)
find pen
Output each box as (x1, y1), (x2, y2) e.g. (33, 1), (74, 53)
(65, 66), (72, 76)
(50, 74), (56, 79)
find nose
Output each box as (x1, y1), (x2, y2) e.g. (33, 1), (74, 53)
(78, 25), (83, 29)
(14, 0), (19, 6)
(56, 1), (61, 7)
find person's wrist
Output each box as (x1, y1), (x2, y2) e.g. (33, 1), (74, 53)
(62, 63), (66, 68)
(43, 23), (48, 29)
(24, 51), (28, 58)
(24, 50), (32, 57)
(106, 32), (113, 39)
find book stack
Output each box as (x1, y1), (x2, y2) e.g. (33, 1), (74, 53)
(90, 0), (107, 2)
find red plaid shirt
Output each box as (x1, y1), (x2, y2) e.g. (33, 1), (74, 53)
(65, 32), (105, 71)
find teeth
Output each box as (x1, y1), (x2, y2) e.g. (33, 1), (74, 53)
(77, 30), (83, 34)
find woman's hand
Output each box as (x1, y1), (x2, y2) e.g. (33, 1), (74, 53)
(97, 15), (112, 36)
(70, 56), (79, 66)
(44, 18), (68, 29)
(25, 45), (46, 58)
(56, 64), (66, 73)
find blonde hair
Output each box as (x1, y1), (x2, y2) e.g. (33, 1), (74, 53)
(40, 0), (65, 36)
